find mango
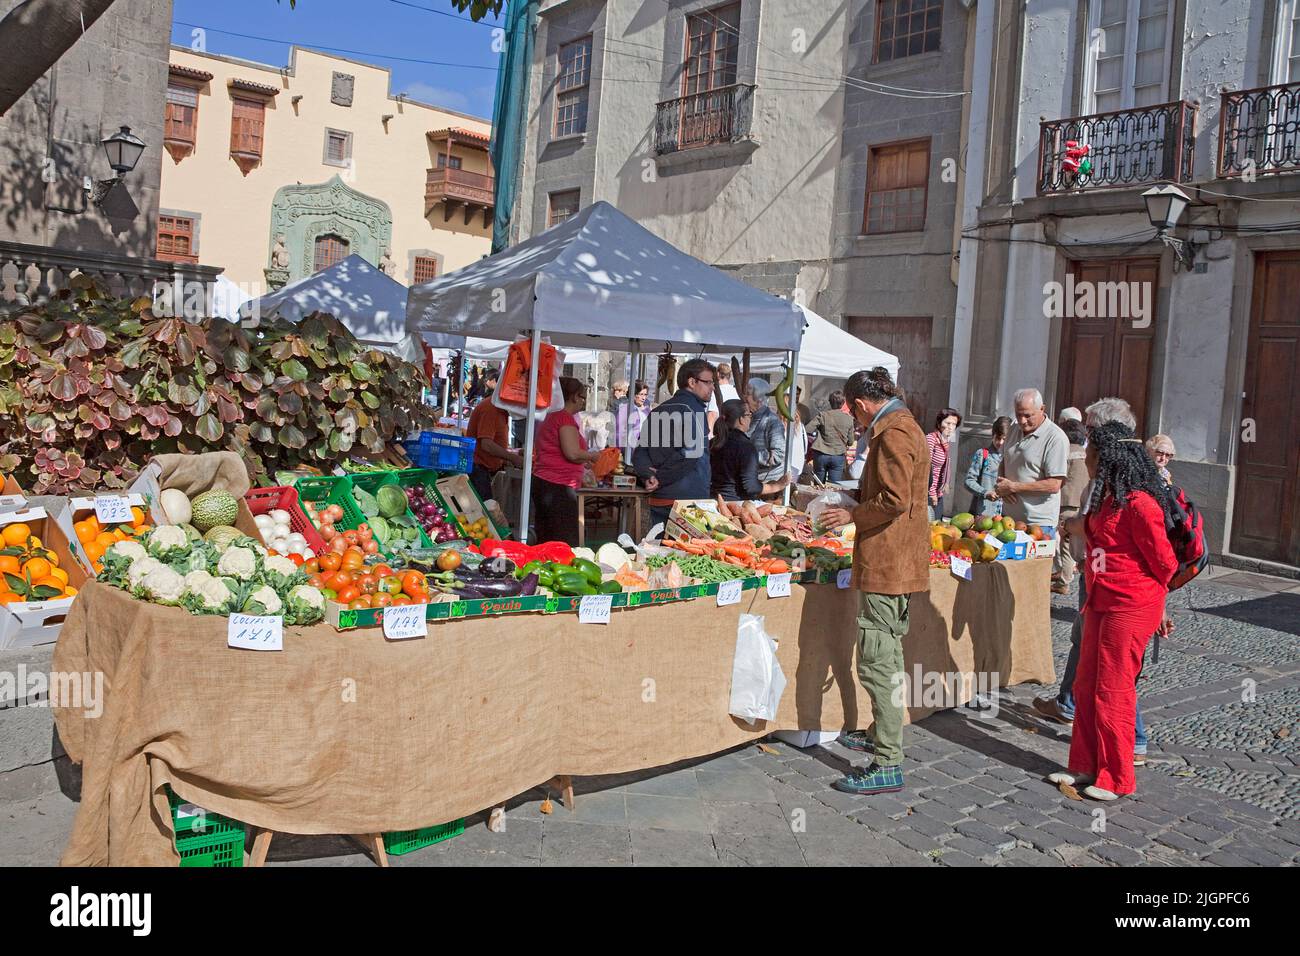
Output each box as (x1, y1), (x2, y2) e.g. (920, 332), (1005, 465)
(950, 512), (976, 531)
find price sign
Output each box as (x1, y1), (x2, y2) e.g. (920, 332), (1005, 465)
(227, 613), (283, 651)
(716, 579), (743, 607)
(383, 603), (428, 640)
(578, 594), (613, 625)
(766, 572), (792, 599)
(93, 495), (133, 525)
(836, 568), (853, 590)
(949, 554), (973, 581)
(983, 535), (1004, 559)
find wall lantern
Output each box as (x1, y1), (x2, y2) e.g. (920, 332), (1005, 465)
(86, 125), (147, 205)
(1142, 183), (1196, 268)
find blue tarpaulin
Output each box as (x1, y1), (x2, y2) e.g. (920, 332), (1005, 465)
(490, 0), (539, 253)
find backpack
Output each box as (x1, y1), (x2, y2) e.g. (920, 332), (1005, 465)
(1164, 484), (1209, 591)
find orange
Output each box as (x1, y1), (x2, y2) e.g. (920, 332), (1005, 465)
(95, 531), (117, 549)
(74, 520), (97, 543)
(83, 515), (101, 536)
(83, 541), (107, 562)
(1, 523), (31, 547)
(44, 550), (58, 568)
(26, 535), (41, 550)
(130, 506), (146, 528)
(64, 586), (78, 597)
(21, 557), (51, 581)
(0, 556), (18, 577)
(112, 528), (128, 541)
(49, 567), (68, 586)
(32, 576), (63, 591)
(0, 592), (20, 605)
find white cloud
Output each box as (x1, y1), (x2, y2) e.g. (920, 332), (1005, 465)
(400, 82), (471, 113)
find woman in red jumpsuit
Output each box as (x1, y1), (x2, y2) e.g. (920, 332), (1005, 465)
(1049, 422), (1177, 800)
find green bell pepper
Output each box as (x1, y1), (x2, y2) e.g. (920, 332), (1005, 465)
(598, 579), (623, 595)
(569, 557), (604, 588)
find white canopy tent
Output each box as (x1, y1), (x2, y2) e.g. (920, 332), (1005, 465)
(406, 201), (807, 537)
(209, 275), (252, 322)
(245, 254), (431, 363)
(704, 306), (899, 381)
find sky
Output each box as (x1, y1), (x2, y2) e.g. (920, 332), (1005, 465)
(170, 0), (504, 120)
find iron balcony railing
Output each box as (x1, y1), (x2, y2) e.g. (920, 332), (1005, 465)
(1219, 80), (1300, 178)
(654, 83), (756, 155)
(1038, 99), (1197, 195)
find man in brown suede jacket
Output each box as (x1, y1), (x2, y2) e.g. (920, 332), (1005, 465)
(817, 366), (930, 795)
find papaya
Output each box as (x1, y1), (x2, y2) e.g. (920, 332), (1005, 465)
(950, 512), (976, 531)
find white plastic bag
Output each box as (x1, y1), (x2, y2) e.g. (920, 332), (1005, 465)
(806, 489), (857, 532)
(728, 614), (787, 725)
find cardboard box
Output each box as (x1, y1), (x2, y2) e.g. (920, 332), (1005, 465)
(773, 730), (841, 749)
(0, 506), (88, 650)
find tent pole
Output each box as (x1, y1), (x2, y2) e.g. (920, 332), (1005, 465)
(457, 354), (467, 429)
(442, 353), (454, 416)
(517, 328), (543, 543)
(781, 348), (801, 506)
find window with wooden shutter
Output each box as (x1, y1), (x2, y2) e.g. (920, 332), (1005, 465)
(313, 234), (349, 272)
(683, 3), (740, 96)
(230, 96), (265, 159)
(548, 190), (581, 227)
(412, 256), (438, 284)
(874, 0), (943, 63)
(157, 215), (196, 262)
(864, 139), (930, 234)
(555, 36), (592, 138)
(166, 83), (198, 146)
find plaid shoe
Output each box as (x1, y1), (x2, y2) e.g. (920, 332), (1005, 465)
(836, 731), (876, 753)
(833, 762), (904, 795)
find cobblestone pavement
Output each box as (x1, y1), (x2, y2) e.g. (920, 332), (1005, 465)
(4, 567), (1297, 866)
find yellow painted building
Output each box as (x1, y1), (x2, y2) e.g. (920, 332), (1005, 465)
(158, 45), (493, 293)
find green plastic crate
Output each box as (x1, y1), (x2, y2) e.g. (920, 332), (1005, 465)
(382, 818), (464, 856)
(166, 786), (244, 839)
(348, 471), (433, 551)
(294, 475), (367, 530)
(177, 828), (245, 868)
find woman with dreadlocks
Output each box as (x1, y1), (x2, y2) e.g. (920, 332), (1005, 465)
(1048, 421), (1178, 801)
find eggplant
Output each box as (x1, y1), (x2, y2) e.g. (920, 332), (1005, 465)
(453, 586), (487, 599)
(481, 556), (517, 579)
(471, 576), (525, 597)
(519, 572), (539, 596)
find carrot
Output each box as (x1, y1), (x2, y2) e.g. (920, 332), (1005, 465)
(722, 541), (756, 559)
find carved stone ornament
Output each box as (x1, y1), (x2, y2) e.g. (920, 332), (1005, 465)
(266, 175), (394, 284)
(331, 72), (355, 107)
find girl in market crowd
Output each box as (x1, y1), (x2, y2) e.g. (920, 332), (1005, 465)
(710, 399), (790, 502)
(963, 415), (1011, 517)
(1146, 434), (1176, 485)
(616, 380), (653, 465)
(925, 407), (962, 520)
(530, 376), (604, 546)
(1047, 421), (1177, 801)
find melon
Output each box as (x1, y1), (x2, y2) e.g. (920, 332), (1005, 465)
(190, 489), (240, 533)
(203, 525), (244, 551)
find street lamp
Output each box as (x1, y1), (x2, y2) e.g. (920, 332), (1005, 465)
(87, 125), (147, 205)
(1142, 183), (1195, 268)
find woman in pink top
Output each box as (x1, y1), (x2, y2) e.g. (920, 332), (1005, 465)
(532, 377), (602, 545)
(925, 407), (961, 520)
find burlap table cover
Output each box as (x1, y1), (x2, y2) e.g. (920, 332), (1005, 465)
(53, 559), (1053, 866)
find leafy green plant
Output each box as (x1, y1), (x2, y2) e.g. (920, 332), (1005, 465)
(0, 279), (437, 493)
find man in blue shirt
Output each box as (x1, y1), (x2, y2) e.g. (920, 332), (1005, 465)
(633, 358), (715, 532)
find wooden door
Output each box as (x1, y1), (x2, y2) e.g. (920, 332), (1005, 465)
(846, 316), (932, 426)
(1055, 257), (1159, 436)
(1232, 251), (1300, 565)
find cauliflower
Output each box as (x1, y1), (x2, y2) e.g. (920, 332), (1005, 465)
(261, 554), (305, 592)
(126, 556), (164, 591)
(180, 574), (236, 615)
(111, 540), (148, 564)
(284, 585), (325, 625)
(217, 546), (259, 581)
(167, 541), (215, 575)
(134, 565), (185, 606)
(242, 584), (282, 616)
(146, 525), (191, 560)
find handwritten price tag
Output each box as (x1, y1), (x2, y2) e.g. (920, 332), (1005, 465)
(836, 568), (853, 589)
(578, 594), (613, 625)
(93, 495), (133, 525)
(383, 603), (428, 640)
(227, 613), (283, 651)
(983, 535), (1004, 558)
(716, 579), (743, 606)
(949, 554), (973, 581)
(765, 572), (792, 599)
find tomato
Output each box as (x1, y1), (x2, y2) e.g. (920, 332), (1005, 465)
(363, 540), (379, 555)
(371, 592), (393, 608)
(303, 558), (320, 576)
(287, 553), (305, 566)
(409, 591), (430, 604)
(318, 553), (341, 573)
(380, 575), (404, 596)
(401, 570), (425, 594)
(347, 598), (372, 610)
(329, 571), (354, 589)
(436, 550), (462, 572)
(307, 574), (327, 589)
(347, 544), (364, 557)
(336, 585), (360, 604)
(358, 575), (378, 595)
(341, 550), (365, 572)
(343, 529), (359, 546)
(371, 564), (392, 578)
(390, 594), (412, 606)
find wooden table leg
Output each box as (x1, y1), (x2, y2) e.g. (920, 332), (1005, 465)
(544, 774), (576, 812)
(634, 496), (643, 543)
(248, 827), (273, 867)
(355, 833), (390, 867)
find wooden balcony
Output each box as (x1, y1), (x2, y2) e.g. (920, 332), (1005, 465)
(1219, 80), (1300, 178)
(425, 167), (494, 227)
(1037, 100), (1197, 195)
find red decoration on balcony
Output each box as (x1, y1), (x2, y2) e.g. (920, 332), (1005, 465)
(1062, 140), (1093, 177)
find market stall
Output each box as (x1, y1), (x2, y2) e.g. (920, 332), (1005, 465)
(52, 558), (1052, 866)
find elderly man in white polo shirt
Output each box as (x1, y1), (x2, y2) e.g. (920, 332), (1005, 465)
(993, 387), (1069, 533)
